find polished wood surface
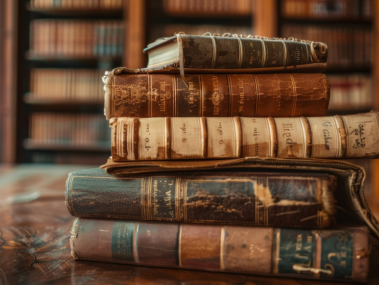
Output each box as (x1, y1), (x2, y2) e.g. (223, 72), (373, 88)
(1, 165), (379, 285)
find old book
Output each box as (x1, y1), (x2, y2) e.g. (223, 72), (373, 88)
(110, 111), (379, 161)
(100, 157), (379, 240)
(143, 34), (328, 74)
(70, 219), (369, 282)
(65, 168), (336, 228)
(103, 72), (330, 119)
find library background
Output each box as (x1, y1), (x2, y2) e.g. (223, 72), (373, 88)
(0, 0), (378, 196)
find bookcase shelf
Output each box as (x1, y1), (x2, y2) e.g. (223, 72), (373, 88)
(24, 95), (103, 106)
(26, 53), (122, 63)
(281, 17), (372, 26)
(27, 5), (123, 17)
(325, 67), (372, 74)
(162, 12), (252, 19)
(24, 140), (109, 152)
(327, 108), (374, 116)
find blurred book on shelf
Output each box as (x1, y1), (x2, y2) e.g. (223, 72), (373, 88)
(27, 69), (104, 103)
(29, 20), (124, 58)
(282, 0), (372, 18)
(31, 153), (110, 165)
(328, 74), (373, 111)
(27, 113), (110, 148)
(29, 0), (124, 9)
(282, 25), (372, 68)
(163, 0), (253, 16)
(162, 25), (253, 37)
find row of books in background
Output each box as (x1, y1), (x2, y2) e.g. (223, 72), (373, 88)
(27, 69), (104, 102)
(28, 114), (110, 148)
(282, 0), (372, 18)
(29, 0), (123, 9)
(29, 20), (124, 57)
(163, 0), (253, 15)
(328, 74), (372, 110)
(282, 25), (372, 68)
(163, 25), (252, 37)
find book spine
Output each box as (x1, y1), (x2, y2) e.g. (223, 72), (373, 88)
(179, 35), (320, 69)
(70, 218), (369, 281)
(106, 73), (330, 119)
(110, 112), (379, 161)
(65, 169), (336, 228)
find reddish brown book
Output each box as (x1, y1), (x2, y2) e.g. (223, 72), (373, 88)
(70, 218), (369, 282)
(104, 71), (330, 119)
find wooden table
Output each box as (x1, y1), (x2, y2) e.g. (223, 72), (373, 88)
(1, 165), (379, 285)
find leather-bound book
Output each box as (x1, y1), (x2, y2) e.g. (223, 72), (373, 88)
(103, 70), (330, 119)
(110, 111), (379, 161)
(142, 34), (328, 74)
(65, 168), (336, 228)
(70, 218), (369, 282)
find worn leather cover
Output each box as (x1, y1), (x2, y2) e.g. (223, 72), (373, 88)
(103, 69), (330, 119)
(100, 157), (379, 240)
(66, 168), (336, 228)
(143, 34), (328, 74)
(70, 219), (369, 282)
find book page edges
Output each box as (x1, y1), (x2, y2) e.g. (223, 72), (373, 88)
(106, 63), (327, 77)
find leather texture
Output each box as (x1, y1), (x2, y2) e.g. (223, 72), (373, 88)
(104, 71), (329, 119)
(65, 168), (336, 228)
(100, 156), (379, 240)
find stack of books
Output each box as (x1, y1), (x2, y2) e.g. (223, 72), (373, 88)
(65, 34), (379, 282)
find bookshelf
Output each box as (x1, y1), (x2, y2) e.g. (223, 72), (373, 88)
(15, 0), (126, 165)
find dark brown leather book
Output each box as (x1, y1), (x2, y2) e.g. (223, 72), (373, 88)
(70, 218), (369, 282)
(103, 71), (330, 119)
(65, 168), (336, 228)
(143, 34), (328, 74)
(109, 111), (379, 161)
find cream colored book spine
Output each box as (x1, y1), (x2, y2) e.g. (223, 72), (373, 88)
(110, 112), (379, 161)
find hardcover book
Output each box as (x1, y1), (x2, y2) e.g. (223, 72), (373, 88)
(103, 69), (330, 119)
(70, 219), (369, 282)
(65, 168), (336, 228)
(142, 34), (328, 74)
(109, 111), (379, 161)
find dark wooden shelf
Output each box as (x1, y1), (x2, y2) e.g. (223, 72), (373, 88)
(24, 140), (109, 152)
(25, 52), (122, 62)
(27, 4), (123, 17)
(325, 66), (372, 74)
(24, 94), (103, 105)
(281, 16), (372, 26)
(163, 11), (252, 19)
(327, 107), (374, 116)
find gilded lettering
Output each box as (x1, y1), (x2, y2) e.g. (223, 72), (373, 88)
(237, 78), (245, 113)
(152, 180), (159, 216)
(296, 234), (302, 251)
